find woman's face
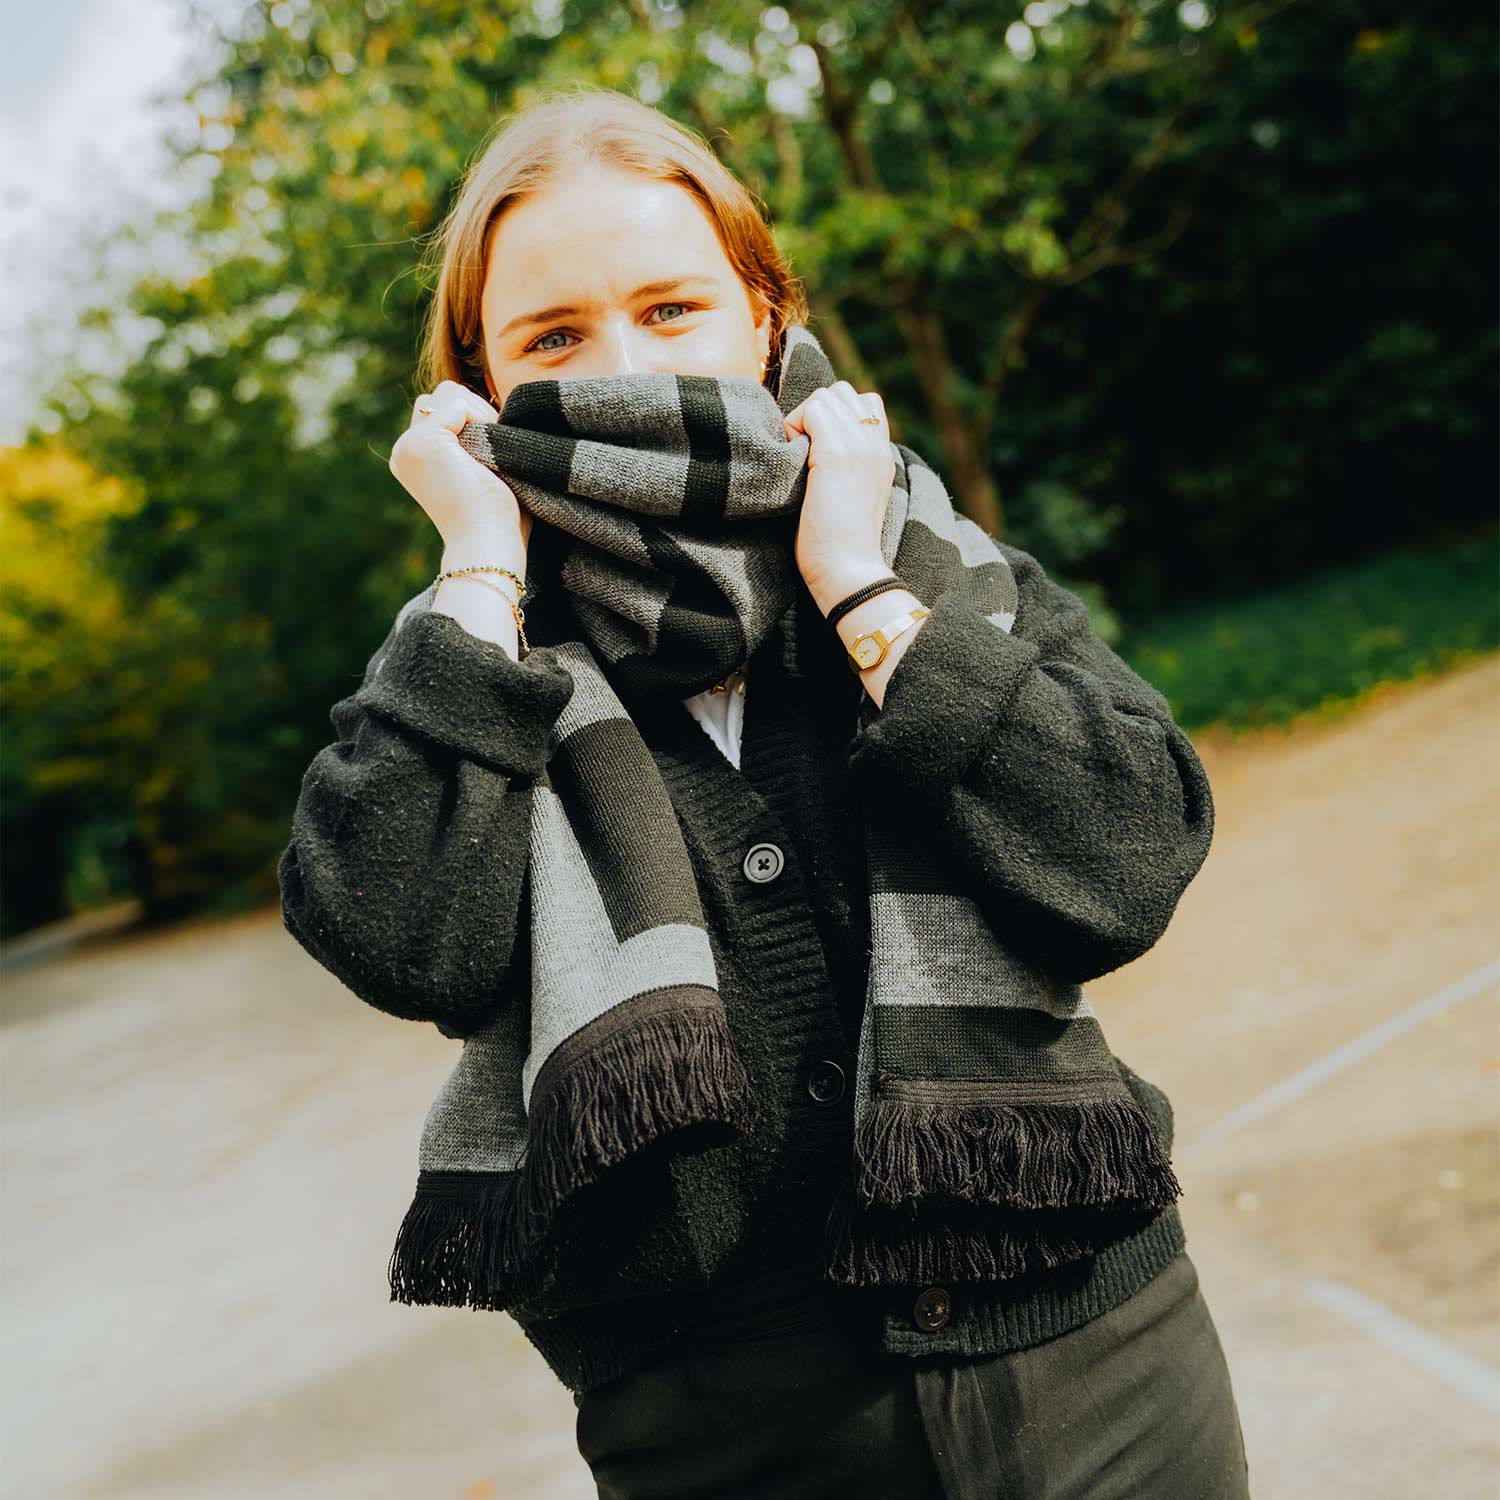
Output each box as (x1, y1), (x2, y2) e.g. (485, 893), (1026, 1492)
(479, 165), (773, 410)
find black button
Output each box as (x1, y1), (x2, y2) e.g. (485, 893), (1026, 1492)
(912, 1286), (952, 1331)
(806, 1059), (846, 1106)
(742, 841), (785, 883)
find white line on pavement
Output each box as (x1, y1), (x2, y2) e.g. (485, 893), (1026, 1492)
(1301, 1275), (1500, 1413)
(1181, 957), (1500, 1154)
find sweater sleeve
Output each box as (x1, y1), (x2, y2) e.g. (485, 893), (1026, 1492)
(277, 599), (575, 1032)
(845, 541), (1215, 983)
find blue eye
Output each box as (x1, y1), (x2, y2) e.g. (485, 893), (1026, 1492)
(522, 303), (700, 356)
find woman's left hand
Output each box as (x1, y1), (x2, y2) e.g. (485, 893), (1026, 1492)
(783, 381), (897, 611)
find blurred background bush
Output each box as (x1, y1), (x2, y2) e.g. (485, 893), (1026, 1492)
(2, 0), (1495, 937)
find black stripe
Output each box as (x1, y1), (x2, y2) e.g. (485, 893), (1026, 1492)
(676, 374), (734, 526)
(499, 378), (576, 436)
(549, 716), (706, 939)
(635, 522), (748, 693)
(481, 380), (577, 494)
(892, 508), (1017, 619)
(873, 1005), (1117, 1078)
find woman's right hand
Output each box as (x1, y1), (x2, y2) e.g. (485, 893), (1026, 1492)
(389, 380), (532, 551)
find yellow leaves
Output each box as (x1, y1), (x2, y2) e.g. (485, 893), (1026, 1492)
(0, 441), (146, 723)
(2, 444), (128, 612)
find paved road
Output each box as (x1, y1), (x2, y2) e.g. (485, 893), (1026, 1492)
(3, 656), (1496, 1499)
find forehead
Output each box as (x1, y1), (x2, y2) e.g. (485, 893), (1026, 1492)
(482, 169), (731, 316)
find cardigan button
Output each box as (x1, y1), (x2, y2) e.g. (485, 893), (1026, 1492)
(912, 1286), (952, 1332)
(806, 1059), (846, 1106)
(742, 841), (785, 884)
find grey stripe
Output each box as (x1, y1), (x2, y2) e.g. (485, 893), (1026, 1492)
(569, 440), (696, 517)
(558, 546), (672, 663)
(868, 891), (1096, 1022)
(557, 370), (690, 447)
(419, 1010), (531, 1172)
(522, 784), (718, 1110)
(546, 639), (632, 744)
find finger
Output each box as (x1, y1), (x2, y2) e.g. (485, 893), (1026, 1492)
(788, 387), (843, 443)
(846, 388), (887, 432)
(811, 385), (879, 445)
(827, 381), (869, 421)
(410, 386), (494, 435)
(782, 394), (814, 438)
(829, 385), (887, 436)
(410, 391), (455, 428)
(430, 378), (496, 416)
(815, 382), (875, 432)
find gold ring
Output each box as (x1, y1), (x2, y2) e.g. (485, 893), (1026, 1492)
(417, 401), (434, 415)
(859, 414), (882, 425)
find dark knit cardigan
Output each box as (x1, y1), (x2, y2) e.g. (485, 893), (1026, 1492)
(278, 536), (1214, 1395)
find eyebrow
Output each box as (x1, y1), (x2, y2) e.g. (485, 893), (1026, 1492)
(496, 275), (725, 340)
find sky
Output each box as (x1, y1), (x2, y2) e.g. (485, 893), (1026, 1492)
(0, 0), (231, 444)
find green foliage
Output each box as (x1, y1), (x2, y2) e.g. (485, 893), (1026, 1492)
(4, 0), (1494, 931)
(1121, 527), (1500, 733)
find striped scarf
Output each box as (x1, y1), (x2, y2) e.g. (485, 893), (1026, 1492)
(386, 324), (1181, 1308)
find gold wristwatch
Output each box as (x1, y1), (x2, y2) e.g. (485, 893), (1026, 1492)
(846, 603), (931, 672)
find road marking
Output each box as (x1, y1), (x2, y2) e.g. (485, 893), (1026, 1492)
(1301, 1275), (1500, 1413)
(1182, 957), (1500, 1153)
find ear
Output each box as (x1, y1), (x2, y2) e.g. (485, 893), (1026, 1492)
(754, 302), (774, 371)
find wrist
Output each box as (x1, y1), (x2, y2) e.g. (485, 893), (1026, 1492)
(805, 554), (894, 617)
(441, 526), (528, 579)
(833, 588), (924, 652)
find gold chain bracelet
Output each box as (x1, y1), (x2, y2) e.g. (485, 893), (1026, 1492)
(433, 564), (530, 655)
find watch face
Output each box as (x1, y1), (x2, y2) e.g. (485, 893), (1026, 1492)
(853, 636), (883, 668)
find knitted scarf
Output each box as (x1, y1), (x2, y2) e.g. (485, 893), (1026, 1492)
(386, 323), (1181, 1309)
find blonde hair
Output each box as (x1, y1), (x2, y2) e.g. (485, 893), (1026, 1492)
(415, 84), (810, 400)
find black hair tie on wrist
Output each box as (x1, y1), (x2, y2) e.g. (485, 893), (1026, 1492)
(825, 574), (907, 627)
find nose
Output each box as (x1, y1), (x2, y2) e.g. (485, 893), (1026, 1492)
(595, 314), (655, 376)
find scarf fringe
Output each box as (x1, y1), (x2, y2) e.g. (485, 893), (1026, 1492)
(388, 1170), (532, 1310)
(821, 1172), (1167, 1286)
(854, 1085), (1182, 1213)
(390, 1005), (757, 1309)
(506, 1005), (758, 1257)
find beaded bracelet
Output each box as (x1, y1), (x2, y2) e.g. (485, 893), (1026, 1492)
(824, 573), (907, 628)
(433, 564), (532, 655)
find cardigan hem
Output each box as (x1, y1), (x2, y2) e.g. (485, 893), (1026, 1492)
(504, 1201), (1188, 1396)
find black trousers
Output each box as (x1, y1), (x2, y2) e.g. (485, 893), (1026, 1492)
(574, 1250), (1251, 1499)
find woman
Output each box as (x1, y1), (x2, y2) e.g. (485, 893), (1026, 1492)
(279, 84), (1251, 1498)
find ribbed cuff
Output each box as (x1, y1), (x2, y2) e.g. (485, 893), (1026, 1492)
(846, 587), (1039, 794)
(357, 606), (575, 775)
